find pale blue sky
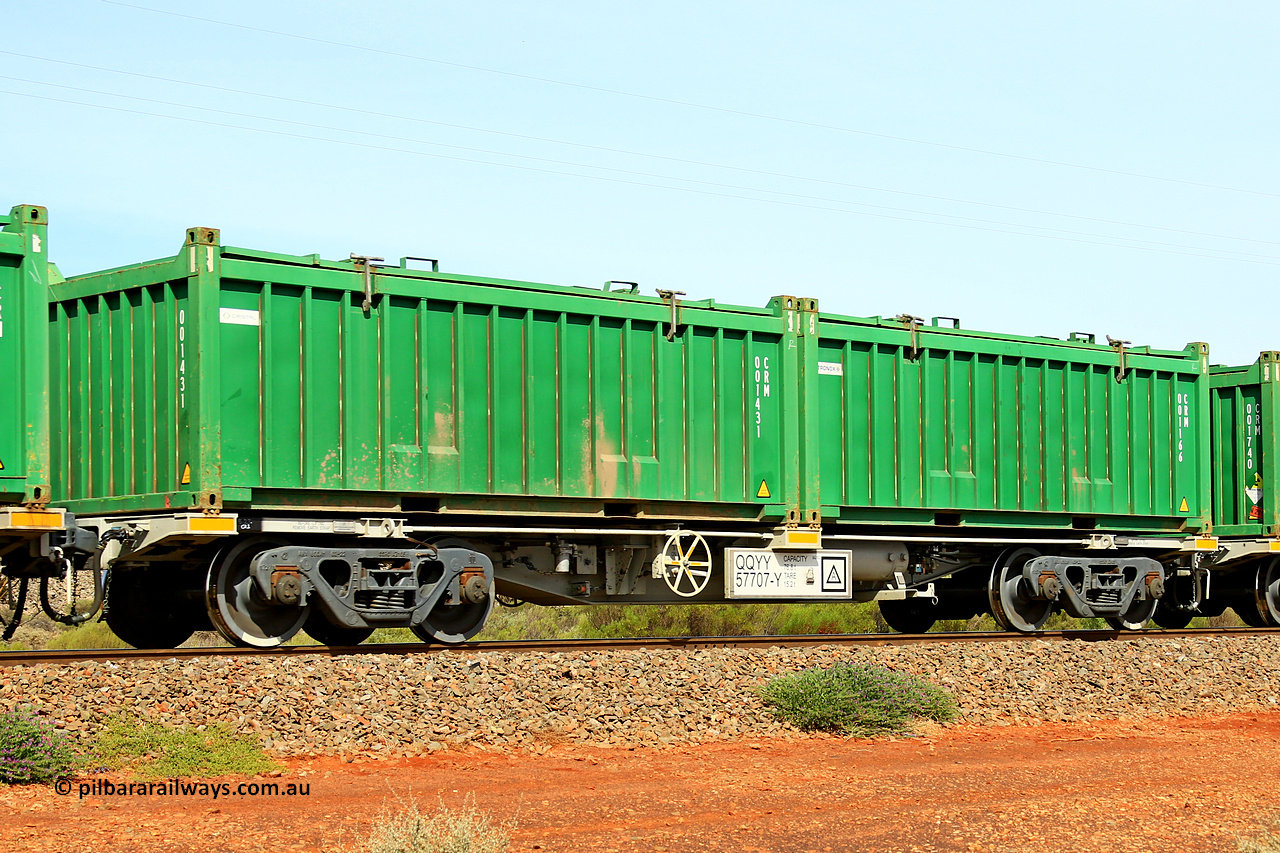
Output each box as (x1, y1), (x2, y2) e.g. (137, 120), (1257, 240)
(6, 1), (1279, 364)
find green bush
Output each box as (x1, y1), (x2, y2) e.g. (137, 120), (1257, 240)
(475, 605), (585, 641)
(44, 620), (129, 650)
(758, 663), (958, 736)
(576, 601), (888, 639)
(0, 711), (76, 784)
(346, 797), (512, 853)
(92, 717), (277, 779)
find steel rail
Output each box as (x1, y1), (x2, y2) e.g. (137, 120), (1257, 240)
(1, 626), (1278, 667)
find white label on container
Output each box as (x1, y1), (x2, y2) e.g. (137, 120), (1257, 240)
(817, 361), (843, 376)
(219, 307), (260, 326)
(750, 355), (771, 439)
(724, 549), (852, 599)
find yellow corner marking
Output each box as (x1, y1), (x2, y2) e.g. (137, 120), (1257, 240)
(181, 463), (191, 485)
(757, 480), (771, 499)
(1270, 541), (1280, 552)
(188, 517), (235, 533)
(11, 512), (62, 528)
(1178, 498), (1189, 512)
(789, 530), (819, 545)
(1194, 538), (1217, 550)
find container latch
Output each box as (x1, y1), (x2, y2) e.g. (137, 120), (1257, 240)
(350, 254), (384, 315)
(895, 314), (924, 360)
(1107, 336), (1131, 382)
(656, 289), (686, 341)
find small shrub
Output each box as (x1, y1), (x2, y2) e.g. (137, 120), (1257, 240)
(1239, 819), (1280, 853)
(45, 620), (129, 650)
(179, 631), (229, 648)
(92, 717), (277, 779)
(0, 711), (76, 784)
(367, 627), (417, 644)
(346, 796), (512, 853)
(758, 663), (958, 737)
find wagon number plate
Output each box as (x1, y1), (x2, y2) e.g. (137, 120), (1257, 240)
(724, 549), (853, 599)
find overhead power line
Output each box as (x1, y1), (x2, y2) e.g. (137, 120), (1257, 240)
(4, 86), (1278, 268)
(97, 0), (1280, 201)
(8, 74), (1280, 260)
(4, 49), (1277, 251)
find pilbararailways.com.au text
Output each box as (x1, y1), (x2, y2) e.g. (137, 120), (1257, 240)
(55, 778), (311, 799)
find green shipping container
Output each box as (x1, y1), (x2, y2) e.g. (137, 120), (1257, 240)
(810, 314), (1211, 532)
(49, 226), (1212, 536)
(0, 204), (52, 506)
(1209, 354), (1280, 536)
(50, 228), (798, 520)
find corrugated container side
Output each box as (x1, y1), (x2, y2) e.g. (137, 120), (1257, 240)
(1209, 354), (1280, 535)
(0, 205), (51, 504)
(813, 315), (1211, 532)
(51, 231), (794, 520)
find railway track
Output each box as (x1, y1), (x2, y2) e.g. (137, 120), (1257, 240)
(3, 626), (1278, 667)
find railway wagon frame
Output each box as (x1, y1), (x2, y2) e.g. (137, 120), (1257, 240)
(1196, 354), (1280, 627)
(28, 221), (1252, 648)
(0, 204), (82, 636)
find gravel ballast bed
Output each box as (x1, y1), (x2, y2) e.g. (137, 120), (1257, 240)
(2, 636), (1277, 758)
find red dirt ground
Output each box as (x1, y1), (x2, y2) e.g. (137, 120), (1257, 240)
(5, 711), (1280, 852)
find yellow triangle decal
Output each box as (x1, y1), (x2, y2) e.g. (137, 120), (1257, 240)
(757, 480), (771, 499)
(181, 463), (191, 485)
(1179, 497), (1189, 512)
(0, 457), (4, 470)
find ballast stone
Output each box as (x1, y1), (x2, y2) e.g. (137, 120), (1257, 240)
(0, 636), (1277, 758)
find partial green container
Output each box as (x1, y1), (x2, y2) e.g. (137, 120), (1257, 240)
(0, 204), (52, 506)
(1209, 354), (1280, 536)
(50, 228), (797, 520)
(810, 314), (1211, 532)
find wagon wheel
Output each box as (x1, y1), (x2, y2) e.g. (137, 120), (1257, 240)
(411, 577), (495, 645)
(206, 537), (310, 647)
(653, 531), (713, 598)
(104, 566), (200, 649)
(1105, 595), (1158, 631)
(987, 548), (1051, 633)
(878, 598), (937, 634)
(1253, 557), (1280, 627)
(1151, 598), (1194, 629)
(303, 610), (374, 646)
(1151, 570), (1196, 629)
